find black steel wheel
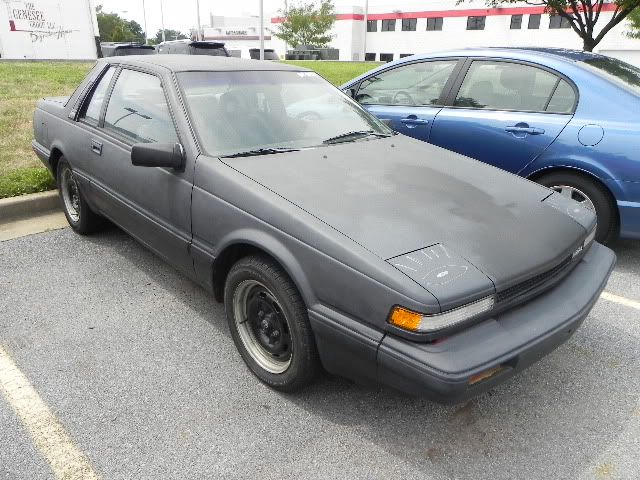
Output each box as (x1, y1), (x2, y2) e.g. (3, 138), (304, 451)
(56, 157), (103, 235)
(224, 255), (320, 391)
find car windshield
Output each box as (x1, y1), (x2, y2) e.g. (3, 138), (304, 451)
(582, 57), (640, 95)
(177, 70), (391, 157)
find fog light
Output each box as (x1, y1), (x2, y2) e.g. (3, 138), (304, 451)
(468, 365), (504, 385)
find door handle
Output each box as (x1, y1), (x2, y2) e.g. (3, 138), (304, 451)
(91, 139), (103, 155)
(400, 117), (429, 126)
(505, 126), (545, 135)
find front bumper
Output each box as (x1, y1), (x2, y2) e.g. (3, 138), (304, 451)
(377, 242), (616, 403)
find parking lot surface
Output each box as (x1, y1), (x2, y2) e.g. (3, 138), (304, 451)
(1, 227), (639, 480)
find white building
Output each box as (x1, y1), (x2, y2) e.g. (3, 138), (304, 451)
(201, 14), (275, 58)
(268, 1), (640, 66)
(0, 0), (100, 60)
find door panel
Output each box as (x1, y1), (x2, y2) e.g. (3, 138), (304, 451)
(89, 68), (193, 274)
(430, 60), (575, 173)
(355, 59), (460, 142)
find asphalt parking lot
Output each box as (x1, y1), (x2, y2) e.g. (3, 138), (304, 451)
(1, 226), (639, 480)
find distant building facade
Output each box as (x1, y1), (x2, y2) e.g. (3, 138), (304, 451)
(0, 0), (100, 59)
(199, 14), (274, 59)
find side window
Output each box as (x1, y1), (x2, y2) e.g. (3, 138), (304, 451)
(546, 79), (576, 113)
(81, 67), (115, 125)
(356, 60), (458, 106)
(103, 69), (178, 144)
(454, 61), (570, 112)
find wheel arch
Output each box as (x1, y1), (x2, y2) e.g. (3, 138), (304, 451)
(49, 146), (64, 177)
(210, 231), (316, 309)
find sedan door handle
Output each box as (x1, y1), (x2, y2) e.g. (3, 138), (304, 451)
(400, 117), (429, 126)
(505, 126), (545, 135)
(91, 139), (103, 155)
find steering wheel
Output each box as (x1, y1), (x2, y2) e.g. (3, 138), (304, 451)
(393, 91), (415, 105)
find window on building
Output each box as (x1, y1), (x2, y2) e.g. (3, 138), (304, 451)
(367, 20), (377, 32)
(426, 17), (443, 31)
(381, 19), (396, 32)
(549, 14), (571, 29)
(379, 53), (394, 62)
(365, 52), (376, 61)
(467, 16), (486, 30)
(454, 61), (575, 113)
(510, 14), (523, 29)
(81, 67), (115, 126)
(399, 54), (414, 58)
(402, 18), (417, 31)
(528, 14), (541, 29)
(356, 60), (458, 106)
(104, 69), (178, 144)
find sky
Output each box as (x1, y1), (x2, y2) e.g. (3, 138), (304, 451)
(98, 0), (435, 37)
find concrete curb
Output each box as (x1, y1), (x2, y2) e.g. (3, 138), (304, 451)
(0, 190), (61, 223)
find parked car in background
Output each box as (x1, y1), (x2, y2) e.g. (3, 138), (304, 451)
(342, 48), (640, 244)
(157, 40), (229, 57)
(249, 48), (279, 60)
(32, 55), (615, 403)
(100, 42), (155, 57)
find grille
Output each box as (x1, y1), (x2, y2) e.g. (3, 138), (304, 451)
(496, 255), (573, 304)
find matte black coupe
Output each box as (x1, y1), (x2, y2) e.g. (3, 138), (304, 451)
(32, 56), (615, 403)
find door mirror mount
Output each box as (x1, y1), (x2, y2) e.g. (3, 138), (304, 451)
(131, 142), (185, 170)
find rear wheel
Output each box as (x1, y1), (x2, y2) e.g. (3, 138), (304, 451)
(56, 158), (103, 235)
(224, 255), (320, 391)
(536, 171), (618, 245)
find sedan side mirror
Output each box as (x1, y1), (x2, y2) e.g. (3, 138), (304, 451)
(131, 142), (185, 170)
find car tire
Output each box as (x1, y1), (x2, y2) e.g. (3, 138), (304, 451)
(56, 157), (103, 235)
(224, 255), (320, 391)
(536, 171), (618, 245)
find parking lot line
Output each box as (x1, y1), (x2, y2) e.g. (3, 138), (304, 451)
(0, 346), (100, 480)
(601, 291), (640, 311)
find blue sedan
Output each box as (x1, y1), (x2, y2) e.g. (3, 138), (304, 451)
(341, 48), (640, 244)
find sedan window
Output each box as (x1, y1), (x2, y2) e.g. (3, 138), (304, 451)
(355, 60), (458, 106)
(81, 67), (115, 125)
(103, 69), (178, 144)
(178, 70), (390, 157)
(454, 61), (574, 113)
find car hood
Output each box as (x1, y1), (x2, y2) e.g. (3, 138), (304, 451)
(223, 135), (588, 294)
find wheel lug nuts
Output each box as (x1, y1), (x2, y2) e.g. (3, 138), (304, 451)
(258, 310), (265, 319)
(271, 330), (280, 338)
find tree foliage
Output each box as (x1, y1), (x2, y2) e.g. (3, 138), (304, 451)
(458, 0), (640, 51)
(151, 29), (188, 44)
(96, 5), (145, 43)
(626, 7), (640, 37)
(273, 0), (336, 48)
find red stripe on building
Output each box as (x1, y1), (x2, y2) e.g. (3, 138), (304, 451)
(271, 3), (618, 23)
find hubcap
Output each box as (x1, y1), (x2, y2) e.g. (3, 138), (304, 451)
(233, 280), (292, 374)
(551, 185), (596, 212)
(60, 167), (80, 223)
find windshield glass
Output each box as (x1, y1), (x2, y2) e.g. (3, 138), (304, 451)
(582, 57), (640, 95)
(178, 70), (390, 157)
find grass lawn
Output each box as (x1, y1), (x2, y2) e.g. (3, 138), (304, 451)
(0, 60), (379, 199)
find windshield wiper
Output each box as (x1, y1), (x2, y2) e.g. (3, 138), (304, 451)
(322, 130), (393, 145)
(221, 147), (300, 158)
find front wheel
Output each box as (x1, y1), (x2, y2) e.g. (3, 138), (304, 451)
(56, 158), (103, 235)
(224, 255), (320, 391)
(536, 171), (618, 245)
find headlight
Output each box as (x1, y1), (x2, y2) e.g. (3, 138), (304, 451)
(388, 295), (495, 334)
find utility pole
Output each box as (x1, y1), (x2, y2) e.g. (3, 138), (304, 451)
(142, 0), (148, 44)
(196, 0), (201, 40)
(284, 0), (288, 54)
(363, 0), (368, 61)
(160, 0), (166, 43)
(259, 0), (264, 60)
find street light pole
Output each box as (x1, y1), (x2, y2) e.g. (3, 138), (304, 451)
(259, 0), (264, 60)
(160, 0), (166, 43)
(142, 0), (148, 44)
(363, 0), (368, 61)
(196, 0), (201, 40)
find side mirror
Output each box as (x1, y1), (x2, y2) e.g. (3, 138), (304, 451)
(131, 142), (184, 169)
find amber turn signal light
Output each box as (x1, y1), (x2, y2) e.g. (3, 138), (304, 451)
(388, 306), (423, 332)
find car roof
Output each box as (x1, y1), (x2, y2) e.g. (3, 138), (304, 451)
(101, 54), (310, 72)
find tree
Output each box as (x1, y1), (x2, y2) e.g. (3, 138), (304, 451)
(151, 29), (188, 44)
(273, 0), (336, 48)
(626, 7), (640, 37)
(458, 0), (640, 51)
(96, 5), (145, 43)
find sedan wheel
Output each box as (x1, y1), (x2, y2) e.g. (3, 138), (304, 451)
(550, 185), (596, 213)
(224, 255), (320, 391)
(56, 157), (103, 235)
